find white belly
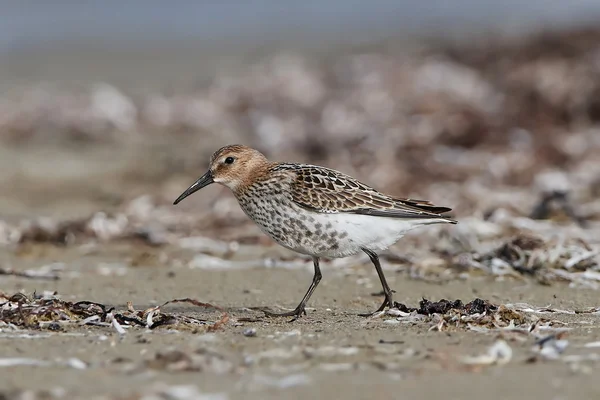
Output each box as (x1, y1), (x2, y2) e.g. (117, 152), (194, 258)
(303, 212), (445, 258)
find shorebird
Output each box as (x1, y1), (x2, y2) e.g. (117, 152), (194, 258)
(174, 145), (456, 319)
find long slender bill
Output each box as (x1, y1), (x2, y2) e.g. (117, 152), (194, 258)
(173, 170), (214, 205)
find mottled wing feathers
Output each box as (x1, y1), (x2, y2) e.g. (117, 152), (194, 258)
(270, 163), (455, 221)
(388, 197), (453, 215)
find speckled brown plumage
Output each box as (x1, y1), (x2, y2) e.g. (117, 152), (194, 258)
(270, 163), (453, 219)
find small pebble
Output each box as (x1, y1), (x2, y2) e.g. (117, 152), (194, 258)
(47, 322), (62, 331)
(243, 328), (257, 337)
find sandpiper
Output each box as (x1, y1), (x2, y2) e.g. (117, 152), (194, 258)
(174, 144), (457, 319)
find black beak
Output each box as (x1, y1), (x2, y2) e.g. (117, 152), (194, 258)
(173, 170), (214, 205)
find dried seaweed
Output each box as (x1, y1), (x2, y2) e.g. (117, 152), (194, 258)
(386, 297), (562, 333)
(0, 292), (228, 333)
(393, 298), (496, 316)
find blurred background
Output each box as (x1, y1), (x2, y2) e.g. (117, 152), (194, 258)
(3, 5), (600, 398)
(1, 1), (600, 244)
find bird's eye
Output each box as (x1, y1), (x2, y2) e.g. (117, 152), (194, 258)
(224, 157), (235, 164)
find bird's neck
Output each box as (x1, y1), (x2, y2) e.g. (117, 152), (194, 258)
(230, 161), (278, 197)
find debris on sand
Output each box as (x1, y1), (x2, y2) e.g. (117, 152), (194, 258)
(387, 297), (567, 333)
(0, 358), (51, 367)
(393, 297), (497, 316)
(243, 328), (257, 337)
(529, 191), (588, 227)
(0, 357), (87, 369)
(137, 384), (228, 400)
(0, 292), (228, 333)
(460, 340), (513, 366)
(530, 332), (570, 361)
(0, 263), (63, 280)
(6, 208), (598, 292)
(143, 348), (235, 374)
(389, 297), (500, 330)
(106, 312), (127, 335)
(438, 233), (600, 287)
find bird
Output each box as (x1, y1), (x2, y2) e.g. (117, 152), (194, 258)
(173, 144), (457, 319)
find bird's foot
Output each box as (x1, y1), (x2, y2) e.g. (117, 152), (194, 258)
(262, 306), (307, 322)
(358, 296), (393, 317)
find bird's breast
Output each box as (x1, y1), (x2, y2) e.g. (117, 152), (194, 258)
(235, 181), (439, 258)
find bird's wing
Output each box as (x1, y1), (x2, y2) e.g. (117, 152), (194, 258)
(271, 163), (456, 221)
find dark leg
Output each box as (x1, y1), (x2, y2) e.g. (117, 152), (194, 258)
(263, 257), (322, 321)
(359, 248), (394, 316)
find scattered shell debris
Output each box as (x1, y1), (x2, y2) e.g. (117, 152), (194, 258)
(136, 384), (228, 400)
(460, 340), (513, 366)
(530, 332), (570, 361)
(0, 263), (63, 280)
(0, 357), (87, 369)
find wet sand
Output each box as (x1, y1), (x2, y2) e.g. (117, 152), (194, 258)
(1, 239), (600, 399)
